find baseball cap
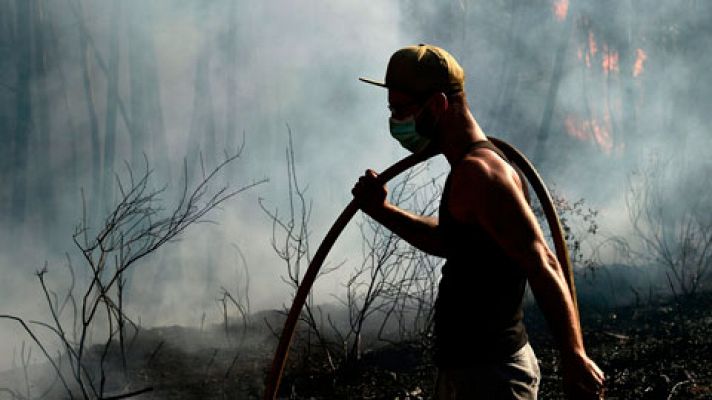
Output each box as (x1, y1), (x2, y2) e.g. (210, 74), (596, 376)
(359, 44), (465, 98)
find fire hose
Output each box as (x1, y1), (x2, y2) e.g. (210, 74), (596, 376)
(263, 136), (578, 399)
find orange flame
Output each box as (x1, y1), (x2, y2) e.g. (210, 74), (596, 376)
(633, 48), (647, 77)
(564, 116), (589, 141)
(553, 0), (569, 21)
(588, 31), (598, 57)
(564, 113), (614, 154)
(602, 45), (619, 74)
(579, 31), (598, 68)
(592, 111), (613, 154)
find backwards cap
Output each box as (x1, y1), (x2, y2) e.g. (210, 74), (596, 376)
(359, 44), (465, 98)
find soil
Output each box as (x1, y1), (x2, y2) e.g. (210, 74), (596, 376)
(3, 291), (711, 399)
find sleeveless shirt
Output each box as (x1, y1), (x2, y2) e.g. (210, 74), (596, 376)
(433, 140), (529, 367)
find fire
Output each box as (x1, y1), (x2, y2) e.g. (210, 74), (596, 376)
(577, 30), (598, 68)
(564, 113), (614, 154)
(553, 0), (569, 21)
(592, 111), (613, 154)
(566, 18), (642, 156)
(577, 30), (646, 79)
(588, 31), (598, 57)
(633, 48), (647, 77)
(601, 45), (619, 74)
(564, 116), (589, 141)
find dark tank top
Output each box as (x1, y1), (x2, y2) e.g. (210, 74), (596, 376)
(433, 140), (529, 367)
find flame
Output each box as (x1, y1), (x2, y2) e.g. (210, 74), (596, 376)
(564, 116), (589, 141)
(588, 31), (598, 57)
(564, 112), (614, 154)
(601, 45), (619, 74)
(633, 48), (647, 77)
(578, 30), (626, 76)
(579, 30), (598, 68)
(592, 111), (613, 154)
(553, 0), (569, 21)
(567, 21), (634, 156)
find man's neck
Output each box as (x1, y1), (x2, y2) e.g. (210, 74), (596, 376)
(438, 106), (487, 166)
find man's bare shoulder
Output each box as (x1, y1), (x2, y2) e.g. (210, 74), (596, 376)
(451, 147), (513, 187)
(448, 147), (524, 223)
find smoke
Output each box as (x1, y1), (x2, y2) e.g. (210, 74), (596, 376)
(0, 0), (710, 378)
(0, 0), (410, 373)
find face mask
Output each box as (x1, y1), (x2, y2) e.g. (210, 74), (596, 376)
(389, 116), (431, 153)
(389, 97), (438, 153)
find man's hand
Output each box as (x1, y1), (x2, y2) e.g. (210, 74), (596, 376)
(351, 169), (445, 256)
(562, 351), (606, 399)
(351, 169), (388, 216)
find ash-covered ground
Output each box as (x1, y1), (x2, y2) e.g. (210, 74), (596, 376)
(2, 290), (710, 399)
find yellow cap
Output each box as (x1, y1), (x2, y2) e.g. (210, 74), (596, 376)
(360, 44), (465, 98)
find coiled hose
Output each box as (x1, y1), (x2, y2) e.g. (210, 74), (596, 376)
(263, 136), (578, 399)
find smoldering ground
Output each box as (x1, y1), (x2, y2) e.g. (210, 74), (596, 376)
(1, 0), (711, 398)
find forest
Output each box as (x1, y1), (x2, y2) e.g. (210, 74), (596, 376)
(0, 0), (711, 398)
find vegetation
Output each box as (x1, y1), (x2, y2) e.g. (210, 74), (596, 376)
(1, 1), (711, 399)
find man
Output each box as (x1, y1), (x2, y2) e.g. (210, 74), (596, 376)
(352, 44), (604, 399)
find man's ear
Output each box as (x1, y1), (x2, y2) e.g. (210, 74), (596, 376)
(432, 92), (449, 113)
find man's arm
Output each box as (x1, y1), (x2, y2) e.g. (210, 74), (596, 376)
(449, 154), (604, 398)
(352, 169), (446, 257)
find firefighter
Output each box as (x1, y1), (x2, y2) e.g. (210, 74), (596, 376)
(353, 44), (605, 399)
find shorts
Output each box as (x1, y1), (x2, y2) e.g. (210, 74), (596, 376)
(434, 342), (540, 400)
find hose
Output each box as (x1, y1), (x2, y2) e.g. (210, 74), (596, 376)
(263, 137), (577, 399)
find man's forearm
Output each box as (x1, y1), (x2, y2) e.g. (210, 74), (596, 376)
(527, 245), (585, 359)
(367, 202), (446, 257)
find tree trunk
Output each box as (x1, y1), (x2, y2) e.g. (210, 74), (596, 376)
(225, 0), (238, 153)
(128, 1), (168, 179)
(78, 4), (101, 213)
(0, 1), (15, 223)
(101, 0), (121, 211)
(10, 0), (32, 228)
(126, 0), (171, 293)
(486, 1), (524, 135)
(186, 48), (217, 180)
(618, 0), (637, 169)
(533, 11), (574, 165)
(45, 2), (79, 204)
(186, 46), (218, 291)
(31, 0), (57, 240)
